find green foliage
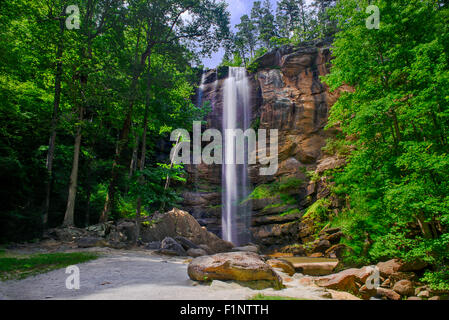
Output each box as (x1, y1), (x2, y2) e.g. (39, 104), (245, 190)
(0, 252), (98, 280)
(320, 0), (449, 285)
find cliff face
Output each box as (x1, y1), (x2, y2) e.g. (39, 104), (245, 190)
(182, 39), (349, 249)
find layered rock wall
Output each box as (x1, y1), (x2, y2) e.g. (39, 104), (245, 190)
(182, 39), (349, 249)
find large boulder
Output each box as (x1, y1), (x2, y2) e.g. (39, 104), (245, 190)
(187, 252), (283, 289)
(393, 279), (414, 297)
(377, 258), (428, 277)
(141, 208), (234, 253)
(76, 236), (108, 248)
(314, 266), (374, 294)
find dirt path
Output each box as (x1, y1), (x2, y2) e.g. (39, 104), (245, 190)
(0, 249), (332, 300)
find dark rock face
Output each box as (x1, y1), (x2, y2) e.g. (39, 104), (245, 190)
(182, 39), (350, 248)
(157, 237), (187, 256)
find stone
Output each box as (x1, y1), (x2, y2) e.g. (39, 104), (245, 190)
(314, 266), (374, 294)
(76, 237), (108, 248)
(324, 244), (347, 259)
(175, 236), (200, 250)
(377, 259), (427, 277)
(231, 245), (259, 253)
(393, 280), (414, 296)
(187, 252), (283, 289)
(313, 240), (331, 253)
(326, 231), (343, 244)
(187, 248), (207, 257)
(266, 259), (296, 276)
(377, 259), (402, 277)
(417, 290), (430, 298)
(198, 244), (214, 255)
(116, 220), (137, 243)
(157, 237), (186, 256)
(146, 241), (161, 250)
(293, 260), (339, 276)
(429, 296), (440, 300)
(407, 296), (422, 300)
(310, 252), (324, 258)
(359, 284), (378, 300)
(140, 208), (234, 253)
(377, 287), (401, 300)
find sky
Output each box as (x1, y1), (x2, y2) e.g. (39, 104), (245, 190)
(201, 0), (278, 69)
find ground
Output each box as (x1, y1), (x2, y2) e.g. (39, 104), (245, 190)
(0, 248), (339, 300)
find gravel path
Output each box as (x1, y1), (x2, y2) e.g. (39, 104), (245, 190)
(0, 249), (330, 300)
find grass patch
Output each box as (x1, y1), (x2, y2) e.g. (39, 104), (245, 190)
(250, 293), (305, 300)
(0, 252), (99, 281)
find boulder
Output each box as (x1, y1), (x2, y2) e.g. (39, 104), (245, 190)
(407, 296), (422, 300)
(393, 280), (414, 296)
(377, 287), (401, 300)
(377, 259), (428, 277)
(187, 252), (283, 289)
(324, 244), (347, 259)
(187, 248), (207, 257)
(175, 236), (200, 251)
(359, 284), (378, 300)
(417, 290), (430, 298)
(313, 240), (331, 253)
(140, 208), (234, 253)
(266, 259), (296, 276)
(377, 259), (402, 277)
(146, 241), (161, 250)
(156, 237), (186, 256)
(116, 220), (137, 243)
(231, 245), (259, 253)
(294, 260), (339, 276)
(314, 266), (374, 294)
(76, 237), (108, 248)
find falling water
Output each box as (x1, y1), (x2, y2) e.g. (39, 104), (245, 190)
(222, 67), (252, 245)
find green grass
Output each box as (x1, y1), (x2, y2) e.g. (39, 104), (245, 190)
(250, 293), (306, 300)
(0, 252), (99, 281)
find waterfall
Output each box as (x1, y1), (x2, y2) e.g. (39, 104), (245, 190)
(222, 67), (252, 245)
(196, 71), (207, 107)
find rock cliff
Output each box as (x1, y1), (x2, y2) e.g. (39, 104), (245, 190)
(182, 39), (349, 250)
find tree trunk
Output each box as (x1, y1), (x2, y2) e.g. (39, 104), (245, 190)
(43, 15), (65, 229)
(135, 59), (152, 244)
(63, 107), (84, 227)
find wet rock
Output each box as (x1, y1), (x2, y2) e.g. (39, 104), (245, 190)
(187, 252), (283, 289)
(266, 259), (296, 276)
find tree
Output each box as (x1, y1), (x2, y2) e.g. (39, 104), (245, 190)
(323, 0), (449, 289)
(251, 0), (277, 49)
(235, 14), (257, 59)
(100, 0), (230, 223)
